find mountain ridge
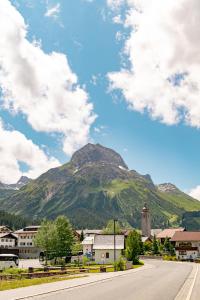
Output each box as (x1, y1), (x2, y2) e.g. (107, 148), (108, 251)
(0, 143), (199, 229)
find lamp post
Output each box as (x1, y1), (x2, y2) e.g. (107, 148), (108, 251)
(114, 219), (117, 271)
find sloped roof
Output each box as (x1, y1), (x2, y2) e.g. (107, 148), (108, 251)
(76, 229), (102, 236)
(15, 226), (40, 234)
(171, 231), (200, 242)
(151, 229), (162, 236)
(0, 232), (17, 239)
(82, 236), (94, 245)
(157, 228), (185, 239)
(0, 226), (12, 232)
(93, 235), (124, 250)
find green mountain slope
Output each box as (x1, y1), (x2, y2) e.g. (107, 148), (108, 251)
(1, 144), (200, 229)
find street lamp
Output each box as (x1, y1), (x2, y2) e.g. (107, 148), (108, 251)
(114, 219), (117, 271)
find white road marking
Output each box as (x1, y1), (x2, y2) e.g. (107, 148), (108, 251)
(174, 264), (199, 300)
(186, 264), (199, 300)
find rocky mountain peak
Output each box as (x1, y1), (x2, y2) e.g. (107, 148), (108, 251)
(157, 183), (179, 193)
(0, 176), (31, 190)
(17, 176), (31, 186)
(71, 143), (128, 169)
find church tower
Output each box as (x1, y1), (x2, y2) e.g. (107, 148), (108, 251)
(141, 203), (151, 237)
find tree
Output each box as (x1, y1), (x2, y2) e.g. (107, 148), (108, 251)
(34, 220), (57, 263)
(34, 216), (75, 263)
(152, 235), (159, 255)
(80, 230), (84, 242)
(125, 230), (141, 264)
(103, 220), (122, 234)
(144, 241), (152, 253)
(54, 216), (75, 256)
(163, 237), (171, 253)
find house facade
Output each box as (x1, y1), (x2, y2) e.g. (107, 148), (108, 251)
(82, 234), (125, 263)
(171, 231), (200, 260)
(15, 226), (41, 259)
(93, 235), (124, 264)
(82, 236), (94, 258)
(0, 233), (17, 248)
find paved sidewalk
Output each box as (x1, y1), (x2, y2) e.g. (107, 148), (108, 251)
(0, 265), (152, 300)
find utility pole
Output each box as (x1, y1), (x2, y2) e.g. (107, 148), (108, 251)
(114, 219), (117, 271)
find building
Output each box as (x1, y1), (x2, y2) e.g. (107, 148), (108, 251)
(15, 226), (41, 259)
(93, 234), (124, 263)
(156, 228), (185, 244)
(141, 203), (151, 237)
(0, 232), (17, 248)
(171, 231), (200, 260)
(82, 236), (94, 258)
(0, 226), (12, 233)
(82, 234), (125, 263)
(76, 229), (102, 239)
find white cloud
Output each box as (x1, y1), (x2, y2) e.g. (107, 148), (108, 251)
(0, 0), (96, 156)
(45, 3), (60, 19)
(0, 119), (59, 184)
(107, 0), (200, 127)
(189, 186), (200, 201)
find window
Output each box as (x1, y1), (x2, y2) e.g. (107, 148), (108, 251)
(106, 252), (109, 259)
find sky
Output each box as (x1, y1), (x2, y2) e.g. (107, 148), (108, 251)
(0, 0), (200, 199)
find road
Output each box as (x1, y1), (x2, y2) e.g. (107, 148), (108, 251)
(29, 260), (197, 300)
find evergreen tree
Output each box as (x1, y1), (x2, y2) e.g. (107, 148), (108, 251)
(152, 235), (159, 254)
(80, 230), (84, 242)
(164, 237), (171, 253)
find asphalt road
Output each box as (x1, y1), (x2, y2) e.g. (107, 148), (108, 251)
(31, 260), (195, 300)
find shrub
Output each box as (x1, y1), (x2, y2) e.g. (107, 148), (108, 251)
(82, 256), (89, 266)
(114, 257), (126, 271)
(163, 255), (177, 261)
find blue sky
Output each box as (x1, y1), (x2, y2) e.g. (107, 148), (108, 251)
(0, 0), (200, 197)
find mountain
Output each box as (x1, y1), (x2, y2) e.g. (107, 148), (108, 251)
(0, 143), (200, 229)
(0, 176), (31, 191)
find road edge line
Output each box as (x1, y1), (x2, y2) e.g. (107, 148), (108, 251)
(174, 264), (198, 300)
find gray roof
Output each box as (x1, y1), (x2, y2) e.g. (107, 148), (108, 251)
(15, 226), (40, 234)
(93, 235), (124, 250)
(76, 229), (102, 236)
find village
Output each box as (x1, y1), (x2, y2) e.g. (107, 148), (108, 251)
(0, 203), (200, 264)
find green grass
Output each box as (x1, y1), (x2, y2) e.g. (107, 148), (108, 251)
(0, 274), (86, 291)
(2, 268), (26, 275)
(158, 192), (200, 212)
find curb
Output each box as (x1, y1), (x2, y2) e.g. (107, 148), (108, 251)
(7, 264), (153, 300)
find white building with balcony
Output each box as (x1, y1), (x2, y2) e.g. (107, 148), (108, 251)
(171, 231), (200, 260)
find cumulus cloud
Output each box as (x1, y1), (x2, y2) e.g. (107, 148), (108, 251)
(0, 0), (96, 156)
(189, 186), (200, 201)
(0, 119), (59, 184)
(45, 3), (60, 19)
(107, 0), (200, 127)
